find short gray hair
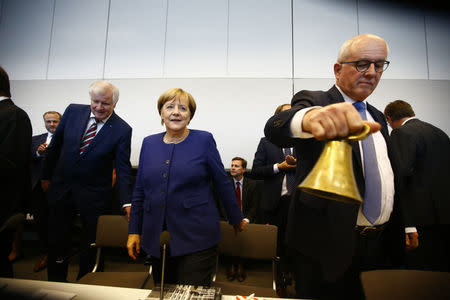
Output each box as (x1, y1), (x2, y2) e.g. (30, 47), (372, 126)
(337, 33), (389, 62)
(89, 81), (119, 104)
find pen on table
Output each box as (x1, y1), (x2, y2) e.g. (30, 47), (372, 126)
(247, 293), (255, 300)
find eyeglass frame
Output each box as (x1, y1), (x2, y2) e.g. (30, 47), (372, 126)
(339, 60), (390, 73)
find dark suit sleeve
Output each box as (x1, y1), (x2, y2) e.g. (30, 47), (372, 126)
(0, 105), (32, 223)
(390, 128), (416, 177)
(114, 126), (132, 206)
(244, 179), (259, 223)
(42, 106), (69, 180)
(264, 90), (323, 147)
(251, 138), (278, 179)
(206, 134), (243, 225)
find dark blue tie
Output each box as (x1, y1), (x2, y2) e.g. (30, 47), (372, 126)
(283, 148), (296, 195)
(353, 101), (382, 223)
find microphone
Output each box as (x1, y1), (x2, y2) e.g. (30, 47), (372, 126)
(159, 230), (170, 300)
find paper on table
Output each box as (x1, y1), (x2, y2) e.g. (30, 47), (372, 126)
(32, 288), (77, 300)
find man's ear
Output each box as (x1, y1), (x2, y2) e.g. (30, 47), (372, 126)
(334, 62), (342, 79)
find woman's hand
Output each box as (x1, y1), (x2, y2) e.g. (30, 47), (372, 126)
(233, 219), (248, 235)
(127, 234), (141, 260)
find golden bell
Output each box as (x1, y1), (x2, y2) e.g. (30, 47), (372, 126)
(298, 124), (371, 204)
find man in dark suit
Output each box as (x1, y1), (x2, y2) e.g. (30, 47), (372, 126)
(384, 100), (450, 272)
(252, 103), (296, 296)
(42, 80), (132, 282)
(0, 66), (32, 277)
(265, 34), (405, 299)
(30, 111), (61, 272)
(226, 157), (259, 282)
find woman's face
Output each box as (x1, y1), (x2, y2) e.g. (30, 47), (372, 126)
(161, 98), (191, 133)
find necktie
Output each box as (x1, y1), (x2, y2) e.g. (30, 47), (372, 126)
(235, 182), (242, 210)
(80, 119), (98, 154)
(353, 101), (382, 223)
(283, 148), (296, 195)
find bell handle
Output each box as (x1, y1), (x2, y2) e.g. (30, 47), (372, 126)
(346, 123), (370, 142)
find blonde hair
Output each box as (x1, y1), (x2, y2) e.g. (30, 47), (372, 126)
(157, 88), (197, 125)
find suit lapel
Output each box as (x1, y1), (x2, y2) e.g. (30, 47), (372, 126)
(82, 112), (116, 155)
(76, 106), (92, 144)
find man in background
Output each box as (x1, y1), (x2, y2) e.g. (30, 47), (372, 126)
(30, 111), (61, 272)
(227, 157), (259, 282)
(251, 103), (296, 296)
(42, 80), (132, 282)
(0, 66), (32, 277)
(385, 99), (450, 272)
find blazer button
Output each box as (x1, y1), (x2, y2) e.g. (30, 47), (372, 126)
(161, 204), (166, 209)
(165, 160), (170, 164)
(162, 173), (167, 178)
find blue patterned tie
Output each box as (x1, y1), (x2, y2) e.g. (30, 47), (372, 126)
(283, 148), (296, 195)
(353, 102), (382, 223)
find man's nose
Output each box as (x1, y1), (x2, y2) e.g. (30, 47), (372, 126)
(365, 63), (377, 76)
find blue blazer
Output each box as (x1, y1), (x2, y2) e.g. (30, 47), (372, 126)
(43, 104), (132, 213)
(129, 129), (243, 258)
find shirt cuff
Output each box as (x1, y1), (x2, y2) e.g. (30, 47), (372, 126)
(289, 106), (321, 138)
(405, 227), (417, 233)
(273, 163), (280, 174)
(122, 203), (131, 208)
(244, 218), (249, 223)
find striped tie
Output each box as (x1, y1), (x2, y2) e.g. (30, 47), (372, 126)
(80, 120), (98, 154)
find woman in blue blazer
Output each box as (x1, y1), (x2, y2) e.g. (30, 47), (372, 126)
(127, 88), (245, 286)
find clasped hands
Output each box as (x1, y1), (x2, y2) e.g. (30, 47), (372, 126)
(278, 155), (297, 171)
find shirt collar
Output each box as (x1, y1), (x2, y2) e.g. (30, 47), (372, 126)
(233, 177), (243, 185)
(336, 85), (368, 106)
(401, 117), (416, 126)
(89, 111), (112, 124)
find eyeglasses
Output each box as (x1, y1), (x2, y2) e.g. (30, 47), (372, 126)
(339, 60), (390, 73)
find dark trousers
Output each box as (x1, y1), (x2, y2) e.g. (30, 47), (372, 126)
(151, 245), (217, 286)
(47, 191), (101, 282)
(31, 184), (48, 253)
(263, 194), (292, 283)
(406, 224), (450, 272)
(0, 228), (14, 278)
(292, 227), (390, 300)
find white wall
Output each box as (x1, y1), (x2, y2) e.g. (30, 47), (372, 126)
(1, 0), (449, 167)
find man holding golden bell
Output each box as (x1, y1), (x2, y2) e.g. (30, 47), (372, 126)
(265, 34), (407, 299)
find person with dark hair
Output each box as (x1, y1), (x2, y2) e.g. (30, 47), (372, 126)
(265, 34), (405, 299)
(29, 111), (61, 272)
(42, 80), (133, 282)
(385, 100), (450, 272)
(251, 103), (296, 296)
(226, 157), (259, 282)
(127, 88), (246, 286)
(0, 66), (32, 277)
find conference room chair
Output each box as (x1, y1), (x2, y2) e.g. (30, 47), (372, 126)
(361, 269), (450, 300)
(77, 215), (152, 289)
(212, 221), (279, 297)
